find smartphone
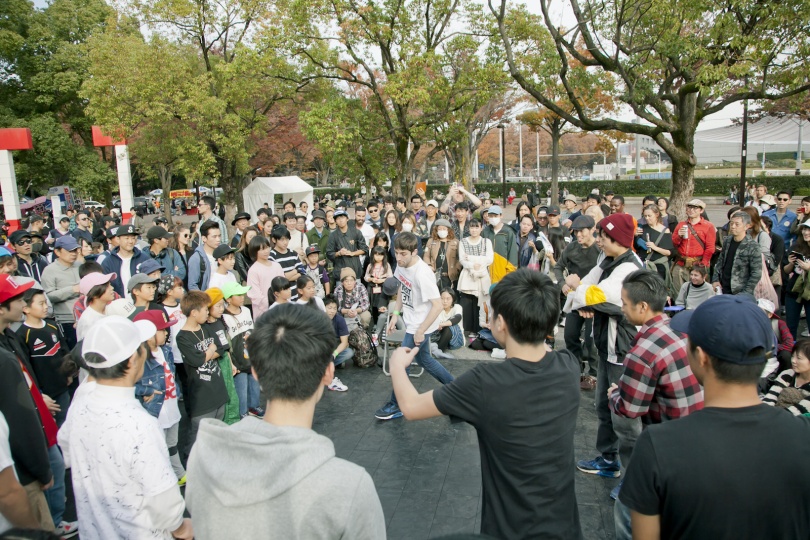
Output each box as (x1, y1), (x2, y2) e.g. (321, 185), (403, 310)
(790, 251), (808, 261)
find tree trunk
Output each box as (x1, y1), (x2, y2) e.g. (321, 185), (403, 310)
(668, 158), (696, 221)
(158, 164), (174, 227)
(550, 125), (561, 206)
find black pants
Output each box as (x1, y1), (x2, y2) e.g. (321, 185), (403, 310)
(564, 311), (597, 375)
(436, 326), (453, 350)
(459, 292), (480, 335)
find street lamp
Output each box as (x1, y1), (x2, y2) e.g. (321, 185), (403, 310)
(498, 123), (507, 206)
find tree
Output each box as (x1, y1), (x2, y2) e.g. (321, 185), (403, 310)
(491, 0), (810, 215)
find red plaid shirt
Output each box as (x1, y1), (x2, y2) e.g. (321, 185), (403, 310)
(609, 314), (704, 424)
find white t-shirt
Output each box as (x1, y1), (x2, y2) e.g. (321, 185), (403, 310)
(208, 271), (237, 290)
(58, 384), (181, 540)
(119, 253), (133, 292)
(0, 413), (14, 534)
(222, 306), (254, 340)
(77, 305), (106, 342)
(153, 348), (181, 430)
(394, 258), (441, 334)
(163, 303), (185, 365)
(296, 297), (326, 312)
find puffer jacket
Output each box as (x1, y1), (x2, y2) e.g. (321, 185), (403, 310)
(712, 235), (762, 296)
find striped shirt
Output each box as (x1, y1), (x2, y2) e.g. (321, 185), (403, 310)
(270, 249), (300, 301)
(762, 370), (810, 416)
(609, 314), (704, 424)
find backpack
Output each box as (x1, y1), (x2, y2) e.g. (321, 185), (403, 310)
(348, 327), (378, 368)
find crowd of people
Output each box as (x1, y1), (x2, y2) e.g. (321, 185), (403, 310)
(0, 184), (808, 540)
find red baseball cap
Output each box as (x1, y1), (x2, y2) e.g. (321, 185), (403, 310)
(0, 274), (35, 303)
(133, 309), (177, 330)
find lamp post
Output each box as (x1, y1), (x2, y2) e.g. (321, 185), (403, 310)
(498, 123), (507, 206)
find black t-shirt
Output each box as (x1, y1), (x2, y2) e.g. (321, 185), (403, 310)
(721, 238), (741, 292)
(175, 327), (229, 416)
(433, 350), (582, 540)
(620, 405), (810, 540)
(16, 321), (70, 397)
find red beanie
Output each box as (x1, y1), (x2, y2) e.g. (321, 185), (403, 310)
(599, 214), (635, 248)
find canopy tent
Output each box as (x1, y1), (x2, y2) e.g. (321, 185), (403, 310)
(242, 176), (314, 218)
(694, 117), (807, 145)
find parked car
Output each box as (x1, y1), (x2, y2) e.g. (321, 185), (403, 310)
(133, 197), (156, 214)
(83, 200), (105, 210)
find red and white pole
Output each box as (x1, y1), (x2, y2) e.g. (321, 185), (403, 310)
(0, 128), (34, 233)
(92, 126), (133, 222)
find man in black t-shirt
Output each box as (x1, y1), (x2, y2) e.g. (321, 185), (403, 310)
(619, 295), (810, 540)
(388, 270), (582, 540)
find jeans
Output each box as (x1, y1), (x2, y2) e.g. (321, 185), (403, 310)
(389, 332), (454, 407)
(785, 294), (809, 341)
(43, 445), (66, 526)
(335, 348), (354, 367)
(614, 498), (632, 540)
(233, 372), (261, 417)
(564, 311), (597, 375)
(595, 356), (642, 467)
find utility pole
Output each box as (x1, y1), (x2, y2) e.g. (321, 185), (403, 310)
(796, 118), (804, 176)
(498, 123), (507, 206)
(739, 78), (749, 204)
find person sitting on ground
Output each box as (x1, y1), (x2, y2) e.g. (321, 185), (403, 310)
(333, 268), (371, 330)
(296, 275), (326, 312)
(674, 264), (715, 310)
(762, 339), (810, 416)
(388, 270), (582, 539)
(185, 304), (383, 537)
(757, 298), (793, 383)
(430, 288), (464, 359)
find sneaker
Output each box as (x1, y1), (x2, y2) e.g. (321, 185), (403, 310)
(610, 480), (623, 500)
(374, 401), (403, 420)
(491, 348), (506, 359)
(177, 474), (187, 487)
(248, 407), (265, 419)
(371, 334), (379, 347)
(327, 376), (348, 392)
(576, 456), (621, 478)
(803, 329), (809, 337)
(55, 520), (79, 539)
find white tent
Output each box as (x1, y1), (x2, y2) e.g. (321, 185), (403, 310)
(242, 176), (314, 218)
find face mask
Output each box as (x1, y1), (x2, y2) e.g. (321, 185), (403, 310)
(401, 222), (413, 232)
(437, 229), (448, 239)
(489, 217), (500, 227)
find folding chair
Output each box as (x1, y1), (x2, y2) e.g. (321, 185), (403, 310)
(380, 311), (424, 378)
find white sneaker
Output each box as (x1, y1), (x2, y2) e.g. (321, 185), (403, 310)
(491, 348), (507, 359)
(56, 520), (79, 538)
(802, 329), (810, 337)
(327, 376), (348, 392)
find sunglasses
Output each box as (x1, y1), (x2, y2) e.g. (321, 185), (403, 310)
(777, 197), (790, 201)
(686, 205), (700, 209)
(15, 238), (32, 245)
(181, 234), (190, 238)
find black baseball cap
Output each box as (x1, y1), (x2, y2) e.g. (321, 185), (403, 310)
(670, 295), (772, 365)
(213, 244), (235, 259)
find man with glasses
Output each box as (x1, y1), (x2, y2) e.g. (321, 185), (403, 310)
(671, 199), (716, 290)
(10, 230), (47, 284)
(364, 200), (383, 228)
(762, 191), (797, 246)
(70, 211), (94, 246)
(197, 196), (228, 245)
(410, 195), (425, 221)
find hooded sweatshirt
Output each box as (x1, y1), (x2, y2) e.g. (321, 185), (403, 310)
(186, 417), (385, 540)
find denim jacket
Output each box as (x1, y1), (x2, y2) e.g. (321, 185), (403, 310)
(135, 356), (166, 418)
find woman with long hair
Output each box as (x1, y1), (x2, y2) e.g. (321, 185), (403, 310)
(640, 204), (673, 281)
(423, 219), (461, 289)
(517, 214), (539, 269)
(740, 206), (772, 256)
(784, 223), (810, 340)
(234, 225), (259, 284)
(170, 225), (193, 285)
(246, 236), (284, 319)
(457, 218), (494, 334)
(510, 201), (533, 235)
(545, 228), (567, 277)
(656, 197), (679, 230)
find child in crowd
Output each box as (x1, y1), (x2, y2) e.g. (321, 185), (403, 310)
(209, 245), (238, 290)
(365, 245), (393, 326)
(75, 272), (117, 342)
(268, 276), (293, 310)
(675, 264), (715, 309)
(129, 273), (161, 316)
(73, 261), (116, 322)
(158, 275), (187, 402)
(246, 236), (284, 319)
(176, 290), (229, 450)
(132, 310), (186, 484)
(431, 288), (464, 359)
(221, 282), (262, 418)
(322, 295), (350, 391)
(762, 339), (810, 416)
(18, 287), (73, 427)
(204, 288), (240, 424)
(296, 275), (326, 311)
(303, 246), (330, 297)
(0, 246), (18, 274)
(270, 226), (302, 301)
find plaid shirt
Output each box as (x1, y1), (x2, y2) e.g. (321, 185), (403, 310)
(609, 314), (704, 424)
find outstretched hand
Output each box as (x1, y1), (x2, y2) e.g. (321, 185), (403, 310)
(390, 346), (419, 372)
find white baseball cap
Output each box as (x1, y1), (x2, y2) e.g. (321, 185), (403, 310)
(82, 316), (157, 368)
(105, 298), (136, 318)
(426, 200), (439, 207)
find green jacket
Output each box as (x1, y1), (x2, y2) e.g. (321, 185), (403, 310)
(306, 227), (330, 263)
(482, 224), (518, 267)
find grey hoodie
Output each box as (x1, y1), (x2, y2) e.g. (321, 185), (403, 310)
(186, 417), (386, 540)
